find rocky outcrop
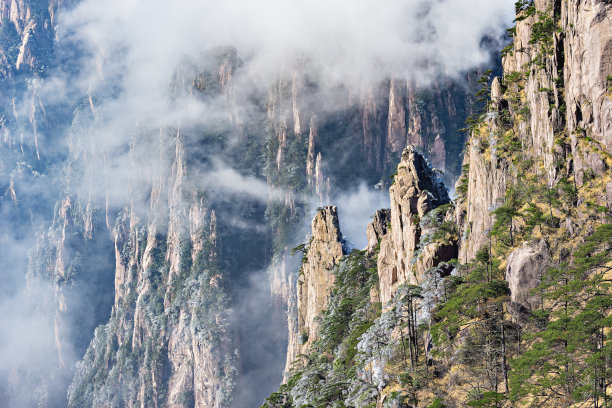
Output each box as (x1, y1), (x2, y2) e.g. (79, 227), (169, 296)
(377, 146), (453, 305)
(264, 2), (612, 406)
(285, 206), (346, 373)
(457, 140), (509, 263)
(366, 208), (391, 251)
(506, 240), (549, 311)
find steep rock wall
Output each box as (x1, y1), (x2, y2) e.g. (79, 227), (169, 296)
(377, 146), (453, 305)
(285, 206), (346, 376)
(458, 0), (612, 262)
(67, 134), (236, 408)
(562, 0), (612, 185)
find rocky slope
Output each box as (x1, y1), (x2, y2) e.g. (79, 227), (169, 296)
(264, 147), (459, 407)
(264, 1), (612, 407)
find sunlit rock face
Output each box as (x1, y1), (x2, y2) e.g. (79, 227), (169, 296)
(366, 208), (391, 252)
(506, 239), (549, 311)
(284, 206), (346, 374)
(456, 0), (612, 265)
(377, 146), (454, 305)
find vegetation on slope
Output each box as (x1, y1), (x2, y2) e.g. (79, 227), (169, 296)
(263, 2), (612, 406)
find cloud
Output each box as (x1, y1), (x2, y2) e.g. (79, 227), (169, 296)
(327, 183), (390, 249)
(17, 0), (515, 221)
(202, 162), (278, 203)
(0, 0), (515, 405)
(59, 0), (515, 89)
(40, 0), (515, 210)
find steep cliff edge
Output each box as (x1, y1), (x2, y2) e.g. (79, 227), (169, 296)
(264, 1), (611, 407)
(284, 206), (346, 376)
(457, 0), (612, 262)
(378, 146), (455, 304)
(64, 132), (236, 408)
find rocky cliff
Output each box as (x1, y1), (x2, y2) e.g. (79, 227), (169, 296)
(457, 0), (612, 262)
(377, 146), (454, 305)
(8, 49), (261, 408)
(284, 206), (346, 376)
(66, 133), (237, 408)
(0, 0), (63, 77)
(0, 0), (70, 162)
(264, 1), (611, 407)
(278, 146), (459, 390)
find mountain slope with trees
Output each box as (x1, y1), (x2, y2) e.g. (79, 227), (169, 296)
(263, 1), (612, 406)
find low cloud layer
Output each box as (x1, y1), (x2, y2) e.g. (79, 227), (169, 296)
(61, 0), (515, 86)
(26, 0), (516, 211)
(331, 183), (391, 249)
(0, 0), (514, 406)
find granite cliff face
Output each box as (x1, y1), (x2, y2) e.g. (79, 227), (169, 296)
(296, 206), (345, 353)
(8, 49), (258, 408)
(0, 0), (69, 161)
(458, 0), (612, 261)
(264, 1), (611, 407)
(505, 239), (548, 311)
(377, 146), (454, 305)
(59, 50), (276, 408)
(284, 206), (346, 376)
(365, 208), (391, 252)
(66, 134), (237, 408)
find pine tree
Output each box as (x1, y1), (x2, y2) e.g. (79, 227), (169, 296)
(509, 224), (612, 407)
